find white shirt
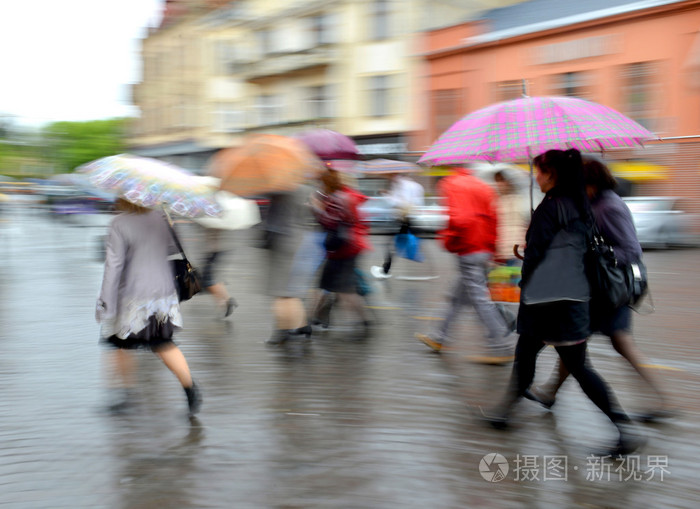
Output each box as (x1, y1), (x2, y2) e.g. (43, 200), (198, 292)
(385, 176), (425, 214)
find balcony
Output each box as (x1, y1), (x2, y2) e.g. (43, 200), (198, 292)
(242, 46), (336, 83)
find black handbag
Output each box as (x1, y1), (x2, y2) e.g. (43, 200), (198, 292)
(165, 212), (202, 302)
(586, 223), (629, 310)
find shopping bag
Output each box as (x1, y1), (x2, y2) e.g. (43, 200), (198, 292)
(394, 232), (423, 262)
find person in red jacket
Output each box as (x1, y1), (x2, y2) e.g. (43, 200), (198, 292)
(312, 168), (373, 336)
(415, 166), (514, 363)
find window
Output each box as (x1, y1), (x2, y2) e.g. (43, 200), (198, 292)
(213, 40), (236, 74)
(215, 103), (244, 132)
(306, 85), (335, 119)
(257, 29), (271, 57)
(257, 94), (282, 125)
(367, 75), (393, 117)
(492, 80), (523, 103)
(433, 89), (461, 138)
(311, 12), (336, 46)
(621, 61), (659, 130)
(549, 71), (592, 99)
(370, 0), (390, 40)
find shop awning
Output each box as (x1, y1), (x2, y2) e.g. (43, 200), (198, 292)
(609, 161), (669, 182)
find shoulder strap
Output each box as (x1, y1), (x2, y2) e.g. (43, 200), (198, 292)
(163, 208), (189, 261)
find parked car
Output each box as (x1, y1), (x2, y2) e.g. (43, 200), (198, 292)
(358, 195), (449, 235)
(623, 196), (700, 249)
(358, 196), (397, 234)
(407, 196), (448, 234)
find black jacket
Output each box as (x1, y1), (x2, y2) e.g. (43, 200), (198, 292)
(517, 191), (591, 343)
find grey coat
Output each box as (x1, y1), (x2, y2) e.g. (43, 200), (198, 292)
(96, 210), (182, 338)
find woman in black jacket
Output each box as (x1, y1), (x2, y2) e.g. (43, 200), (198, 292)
(485, 149), (642, 456)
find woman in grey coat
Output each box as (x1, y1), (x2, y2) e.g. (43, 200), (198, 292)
(96, 198), (201, 414)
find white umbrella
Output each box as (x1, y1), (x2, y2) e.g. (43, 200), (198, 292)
(192, 177), (261, 230)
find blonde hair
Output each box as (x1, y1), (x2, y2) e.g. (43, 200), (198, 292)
(115, 197), (150, 214)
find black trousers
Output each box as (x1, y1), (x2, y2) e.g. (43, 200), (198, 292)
(507, 334), (627, 424)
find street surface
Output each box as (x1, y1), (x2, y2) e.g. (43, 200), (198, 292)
(1, 206), (699, 508)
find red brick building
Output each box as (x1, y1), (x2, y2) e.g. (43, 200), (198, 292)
(413, 0), (700, 226)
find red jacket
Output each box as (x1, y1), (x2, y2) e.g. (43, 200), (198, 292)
(438, 168), (498, 256)
(316, 186), (370, 259)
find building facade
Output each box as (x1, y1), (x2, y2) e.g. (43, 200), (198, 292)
(414, 0), (700, 219)
(127, 0), (528, 170)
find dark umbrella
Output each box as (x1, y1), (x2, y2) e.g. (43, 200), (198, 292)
(296, 128), (360, 161)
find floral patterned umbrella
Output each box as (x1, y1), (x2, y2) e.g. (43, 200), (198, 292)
(77, 154), (222, 218)
(419, 95), (658, 165)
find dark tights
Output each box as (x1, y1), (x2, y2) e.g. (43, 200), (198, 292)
(505, 335), (627, 424)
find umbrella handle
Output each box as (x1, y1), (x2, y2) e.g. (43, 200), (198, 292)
(513, 244), (524, 260)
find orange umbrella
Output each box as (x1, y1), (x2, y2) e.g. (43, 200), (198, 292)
(212, 134), (324, 197)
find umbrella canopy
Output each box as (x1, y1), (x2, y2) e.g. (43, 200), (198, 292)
(296, 128), (360, 161)
(359, 158), (422, 175)
(212, 134), (324, 197)
(77, 154), (222, 218)
(190, 177), (261, 230)
(419, 95), (659, 165)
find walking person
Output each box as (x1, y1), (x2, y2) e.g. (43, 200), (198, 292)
(527, 155), (672, 421)
(415, 165), (514, 363)
(371, 172), (424, 279)
(312, 168), (373, 336)
(483, 149), (643, 456)
(96, 198), (201, 415)
(263, 185), (316, 346)
(199, 227), (237, 319)
(493, 169), (528, 266)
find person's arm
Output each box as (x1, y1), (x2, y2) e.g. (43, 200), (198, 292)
(521, 197), (559, 285)
(96, 220), (126, 322)
(598, 199), (643, 265)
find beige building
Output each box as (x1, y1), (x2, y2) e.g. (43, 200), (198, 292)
(128, 0), (526, 170)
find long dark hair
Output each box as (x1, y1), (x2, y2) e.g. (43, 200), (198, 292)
(582, 155), (617, 193)
(533, 148), (592, 224)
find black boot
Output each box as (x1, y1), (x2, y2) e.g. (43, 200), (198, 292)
(266, 329), (292, 346)
(184, 381), (202, 416)
(292, 325), (312, 338)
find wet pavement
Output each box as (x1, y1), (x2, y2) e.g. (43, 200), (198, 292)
(1, 206), (699, 508)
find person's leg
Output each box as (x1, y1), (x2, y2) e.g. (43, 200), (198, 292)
(555, 342), (642, 454)
(459, 252), (509, 349)
(154, 343), (193, 387)
(610, 330), (668, 405)
(103, 346), (137, 411)
(418, 255), (465, 344)
(487, 334), (545, 425)
(336, 292), (369, 323)
(527, 359), (568, 408)
(154, 342), (201, 414)
(110, 348), (137, 388)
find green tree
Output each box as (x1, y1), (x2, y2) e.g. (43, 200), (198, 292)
(42, 118), (128, 173)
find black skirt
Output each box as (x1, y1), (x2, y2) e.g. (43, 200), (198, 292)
(320, 257), (358, 294)
(517, 300), (590, 344)
(103, 316), (176, 351)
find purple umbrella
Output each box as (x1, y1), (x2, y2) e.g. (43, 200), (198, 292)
(418, 95), (658, 165)
(296, 128), (360, 161)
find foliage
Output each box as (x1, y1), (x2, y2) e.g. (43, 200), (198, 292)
(41, 118), (128, 173)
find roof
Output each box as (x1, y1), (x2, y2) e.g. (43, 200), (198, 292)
(470, 0), (686, 44)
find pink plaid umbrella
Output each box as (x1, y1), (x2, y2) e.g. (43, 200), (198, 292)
(418, 96), (658, 165)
